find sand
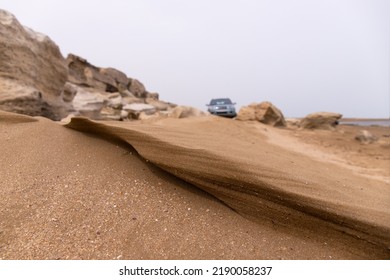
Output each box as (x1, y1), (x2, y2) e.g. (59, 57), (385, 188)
(0, 110), (389, 259)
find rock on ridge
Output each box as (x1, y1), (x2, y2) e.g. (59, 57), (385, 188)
(299, 112), (342, 130)
(236, 101), (286, 127)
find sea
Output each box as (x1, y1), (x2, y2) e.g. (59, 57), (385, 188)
(339, 119), (390, 127)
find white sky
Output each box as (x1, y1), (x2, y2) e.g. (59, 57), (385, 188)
(1, 0), (389, 117)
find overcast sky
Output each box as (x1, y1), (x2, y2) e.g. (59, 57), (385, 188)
(2, 0), (389, 117)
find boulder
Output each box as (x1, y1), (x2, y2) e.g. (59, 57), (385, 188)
(254, 102), (286, 127)
(299, 112), (342, 130)
(355, 130), (378, 144)
(0, 9), (68, 120)
(236, 101), (286, 127)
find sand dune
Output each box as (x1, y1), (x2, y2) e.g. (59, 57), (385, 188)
(1, 110), (389, 259)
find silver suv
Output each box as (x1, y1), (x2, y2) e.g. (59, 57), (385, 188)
(206, 98), (237, 118)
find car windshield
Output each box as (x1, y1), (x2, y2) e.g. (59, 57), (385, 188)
(209, 98), (232, 105)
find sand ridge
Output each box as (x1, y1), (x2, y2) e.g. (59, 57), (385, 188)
(64, 116), (390, 249)
(1, 110), (389, 259)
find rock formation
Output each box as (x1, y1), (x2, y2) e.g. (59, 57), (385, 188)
(64, 54), (177, 120)
(236, 101), (286, 127)
(0, 9), (69, 120)
(299, 112), (342, 130)
(0, 9), (185, 121)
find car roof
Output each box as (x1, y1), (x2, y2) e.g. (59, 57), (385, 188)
(210, 98), (233, 104)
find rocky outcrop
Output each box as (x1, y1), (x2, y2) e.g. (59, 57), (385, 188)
(67, 54), (126, 93)
(0, 9), (69, 120)
(0, 9), (204, 121)
(236, 101), (286, 127)
(299, 112), (342, 130)
(355, 130), (377, 144)
(65, 54), (176, 120)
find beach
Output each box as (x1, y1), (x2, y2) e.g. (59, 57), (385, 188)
(1, 110), (389, 260)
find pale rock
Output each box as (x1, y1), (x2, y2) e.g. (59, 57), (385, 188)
(123, 103), (156, 120)
(236, 101), (286, 127)
(120, 110), (129, 119)
(123, 103), (155, 112)
(299, 112), (342, 130)
(72, 86), (105, 118)
(106, 92), (122, 109)
(355, 130), (378, 144)
(169, 106), (207, 118)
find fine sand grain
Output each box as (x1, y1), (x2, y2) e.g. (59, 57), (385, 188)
(1, 111), (389, 259)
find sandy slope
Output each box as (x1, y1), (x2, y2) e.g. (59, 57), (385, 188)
(0, 111), (389, 259)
